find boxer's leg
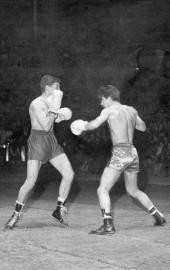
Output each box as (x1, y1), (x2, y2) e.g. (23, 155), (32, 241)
(89, 167), (121, 235)
(124, 170), (166, 226)
(50, 153), (74, 226)
(5, 160), (41, 229)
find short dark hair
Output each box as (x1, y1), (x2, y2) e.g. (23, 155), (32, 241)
(40, 75), (60, 93)
(97, 85), (120, 101)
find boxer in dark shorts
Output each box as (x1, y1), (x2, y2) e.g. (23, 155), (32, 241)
(28, 130), (64, 163)
(107, 144), (139, 173)
(5, 75), (74, 229)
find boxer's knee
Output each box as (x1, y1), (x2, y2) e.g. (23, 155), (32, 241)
(63, 168), (74, 183)
(126, 185), (138, 198)
(97, 185), (106, 196)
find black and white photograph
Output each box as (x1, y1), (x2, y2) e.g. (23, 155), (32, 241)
(0, 0), (169, 269)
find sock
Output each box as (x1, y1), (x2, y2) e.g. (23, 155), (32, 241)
(148, 206), (164, 219)
(104, 212), (112, 219)
(101, 209), (112, 219)
(148, 206), (161, 215)
(57, 197), (66, 207)
(148, 206), (156, 214)
(15, 201), (24, 212)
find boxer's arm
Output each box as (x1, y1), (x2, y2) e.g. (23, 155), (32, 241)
(31, 103), (56, 131)
(47, 90), (63, 114)
(33, 90), (63, 130)
(54, 107), (72, 123)
(86, 113), (108, 131)
(135, 113), (146, 132)
(129, 107), (146, 132)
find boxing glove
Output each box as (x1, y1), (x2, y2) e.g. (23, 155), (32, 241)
(48, 90), (63, 116)
(55, 107), (72, 123)
(70, 119), (88, 135)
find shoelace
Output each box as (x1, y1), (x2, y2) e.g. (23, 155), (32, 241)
(13, 211), (21, 217)
(7, 212), (20, 226)
(60, 205), (67, 218)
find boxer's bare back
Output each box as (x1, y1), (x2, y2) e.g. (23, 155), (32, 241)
(105, 104), (145, 145)
(86, 102), (146, 145)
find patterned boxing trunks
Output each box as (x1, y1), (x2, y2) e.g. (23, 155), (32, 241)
(27, 130), (64, 163)
(107, 144), (139, 173)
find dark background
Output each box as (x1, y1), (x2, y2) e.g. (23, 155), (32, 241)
(0, 0), (169, 173)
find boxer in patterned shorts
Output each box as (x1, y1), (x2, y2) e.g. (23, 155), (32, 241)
(71, 85), (166, 235)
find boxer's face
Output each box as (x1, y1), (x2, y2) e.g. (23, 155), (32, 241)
(46, 82), (60, 95)
(100, 96), (111, 108)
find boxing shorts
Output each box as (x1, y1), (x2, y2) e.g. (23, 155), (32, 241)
(27, 130), (64, 163)
(107, 143), (139, 173)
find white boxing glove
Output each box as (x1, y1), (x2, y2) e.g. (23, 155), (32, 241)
(70, 119), (88, 135)
(47, 90), (63, 116)
(55, 107), (72, 123)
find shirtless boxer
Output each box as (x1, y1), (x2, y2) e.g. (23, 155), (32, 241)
(71, 85), (166, 235)
(5, 75), (74, 229)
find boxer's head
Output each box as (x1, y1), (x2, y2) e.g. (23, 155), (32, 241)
(98, 85), (120, 101)
(97, 85), (120, 107)
(40, 75), (60, 93)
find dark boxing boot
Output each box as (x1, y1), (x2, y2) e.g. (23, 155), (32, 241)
(149, 207), (166, 226)
(89, 209), (115, 235)
(52, 205), (68, 226)
(5, 211), (21, 229)
(153, 211), (166, 226)
(89, 218), (115, 235)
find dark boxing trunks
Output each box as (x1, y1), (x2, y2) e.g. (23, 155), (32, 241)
(27, 130), (64, 163)
(107, 143), (139, 173)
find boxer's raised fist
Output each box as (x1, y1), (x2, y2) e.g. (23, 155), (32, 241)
(47, 90), (63, 115)
(55, 107), (72, 123)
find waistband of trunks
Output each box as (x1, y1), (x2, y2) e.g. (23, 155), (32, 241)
(113, 143), (133, 147)
(31, 130), (54, 136)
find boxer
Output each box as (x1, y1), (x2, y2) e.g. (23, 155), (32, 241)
(71, 85), (166, 235)
(5, 75), (74, 229)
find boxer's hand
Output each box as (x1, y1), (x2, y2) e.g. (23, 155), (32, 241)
(70, 119), (88, 135)
(53, 89), (63, 98)
(47, 90), (63, 115)
(55, 107), (72, 123)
